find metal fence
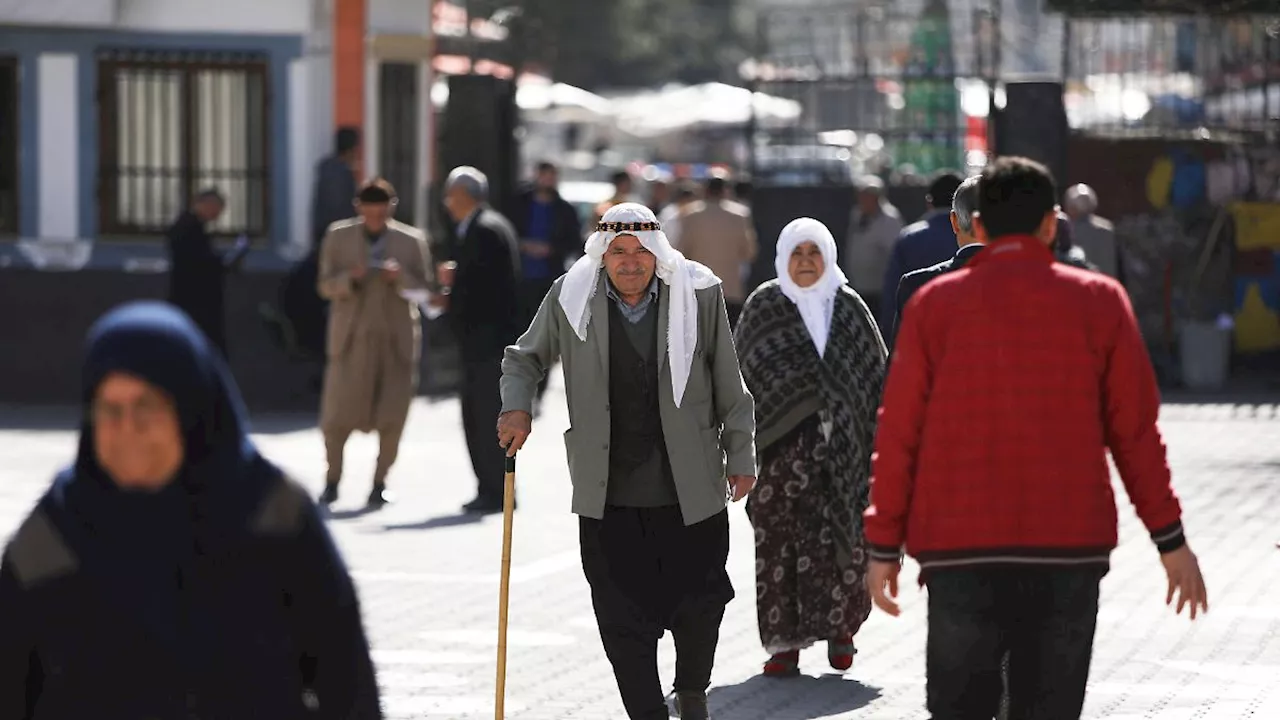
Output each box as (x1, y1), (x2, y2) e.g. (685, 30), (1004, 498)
(0, 57), (18, 235)
(748, 0), (999, 181)
(1063, 14), (1280, 138)
(96, 50), (270, 238)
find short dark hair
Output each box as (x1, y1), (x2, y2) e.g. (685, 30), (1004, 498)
(336, 127), (360, 155)
(674, 180), (698, 202)
(357, 177), (397, 204)
(927, 172), (964, 209)
(611, 170), (632, 187)
(976, 157), (1058, 240)
(535, 161), (557, 174)
(734, 178), (752, 200)
(705, 176), (729, 197)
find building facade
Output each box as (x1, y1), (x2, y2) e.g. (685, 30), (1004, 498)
(0, 0), (434, 264)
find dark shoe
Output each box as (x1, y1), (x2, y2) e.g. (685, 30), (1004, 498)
(672, 691), (709, 719)
(462, 495), (505, 515)
(366, 484), (393, 509)
(319, 483), (339, 505)
(763, 650), (801, 677)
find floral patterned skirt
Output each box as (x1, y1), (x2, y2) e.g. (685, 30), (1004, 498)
(746, 415), (872, 655)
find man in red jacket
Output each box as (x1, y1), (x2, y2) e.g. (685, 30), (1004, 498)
(864, 157), (1208, 720)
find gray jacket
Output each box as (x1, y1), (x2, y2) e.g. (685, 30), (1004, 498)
(500, 270), (756, 525)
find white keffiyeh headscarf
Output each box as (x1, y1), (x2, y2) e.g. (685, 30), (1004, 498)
(775, 217), (847, 358)
(559, 203), (721, 407)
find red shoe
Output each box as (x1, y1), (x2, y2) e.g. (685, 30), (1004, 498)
(763, 650), (800, 677)
(828, 636), (856, 671)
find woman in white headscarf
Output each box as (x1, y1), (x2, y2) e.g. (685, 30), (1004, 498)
(733, 217), (887, 678)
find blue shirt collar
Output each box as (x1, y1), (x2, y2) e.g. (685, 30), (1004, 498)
(605, 274), (660, 324)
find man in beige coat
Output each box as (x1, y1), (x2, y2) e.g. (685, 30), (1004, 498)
(317, 179), (435, 509)
(677, 174), (757, 327)
(497, 203), (756, 720)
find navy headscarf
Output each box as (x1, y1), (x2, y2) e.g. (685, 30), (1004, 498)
(48, 301), (280, 651)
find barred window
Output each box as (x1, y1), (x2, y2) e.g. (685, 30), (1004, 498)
(0, 58), (18, 235)
(97, 51), (270, 238)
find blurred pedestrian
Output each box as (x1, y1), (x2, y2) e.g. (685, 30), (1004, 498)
(887, 174), (982, 352)
(317, 178), (435, 509)
(0, 301), (380, 719)
(648, 171), (673, 214)
(1065, 183), (1120, 280)
(592, 170), (635, 228)
(497, 203), (756, 720)
(843, 176), (903, 321)
(443, 166), (522, 515)
(166, 188), (248, 358)
(678, 173), (758, 326)
(735, 218), (885, 678)
(866, 157), (1207, 719)
(512, 161), (582, 405)
(881, 172), (963, 330)
(658, 180), (699, 249)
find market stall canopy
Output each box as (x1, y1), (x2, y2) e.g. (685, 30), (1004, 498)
(609, 82), (803, 138)
(430, 74), (614, 123)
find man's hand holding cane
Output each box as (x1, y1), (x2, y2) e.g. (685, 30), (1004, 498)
(496, 410), (532, 457)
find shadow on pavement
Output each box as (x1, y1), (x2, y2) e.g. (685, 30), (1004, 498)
(381, 513), (485, 531)
(707, 673), (881, 718)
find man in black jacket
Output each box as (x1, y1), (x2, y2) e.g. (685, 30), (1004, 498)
(512, 161), (582, 403)
(888, 175), (983, 353)
(166, 188), (246, 358)
(443, 166), (523, 514)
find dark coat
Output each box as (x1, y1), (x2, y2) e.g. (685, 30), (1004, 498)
(888, 243), (985, 353)
(166, 210), (235, 355)
(451, 208), (523, 361)
(511, 187), (582, 279)
(882, 211), (958, 331)
(0, 302), (381, 720)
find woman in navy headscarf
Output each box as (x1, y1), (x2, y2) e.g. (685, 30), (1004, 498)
(0, 302), (381, 719)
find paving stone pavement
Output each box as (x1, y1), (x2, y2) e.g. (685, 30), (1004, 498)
(1, 384), (1278, 719)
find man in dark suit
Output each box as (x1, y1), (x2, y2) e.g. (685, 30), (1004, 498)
(881, 172), (964, 331)
(512, 161), (582, 404)
(888, 175), (983, 352)
(442, 166), (522, 514)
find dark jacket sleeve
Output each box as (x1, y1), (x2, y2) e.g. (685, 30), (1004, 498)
(552, 199), (583, 271)
(286, 500), (381, 719)
(0, 553), (38, 720)
(453, 217), (521, 357)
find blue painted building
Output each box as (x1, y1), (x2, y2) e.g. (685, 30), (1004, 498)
(0, 0), (345, 269)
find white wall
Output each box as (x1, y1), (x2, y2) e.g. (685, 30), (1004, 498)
(117, 0), (312, 35)
(36, 53), (80, 240)
(0, 0), (115, 27)
(369, 0), (431, 36)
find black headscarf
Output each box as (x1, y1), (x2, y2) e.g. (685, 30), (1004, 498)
(45, 301), (280, 652)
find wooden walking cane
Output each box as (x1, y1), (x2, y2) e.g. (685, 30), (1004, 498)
(494, 453), (516, 720)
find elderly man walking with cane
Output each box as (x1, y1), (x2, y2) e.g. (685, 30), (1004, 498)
(496, 203), (756, 720)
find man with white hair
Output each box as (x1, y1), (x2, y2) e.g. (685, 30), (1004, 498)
(1064, 183), (1120, 280)
(844, 175), (903, 321)
(442, 165), (523, 514)
(496, 203), (757, 720)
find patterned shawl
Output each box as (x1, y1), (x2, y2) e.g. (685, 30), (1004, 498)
(734, 281), (887, 568)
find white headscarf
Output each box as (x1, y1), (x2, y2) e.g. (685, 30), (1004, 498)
(775, 217), (847, 358)
(559, 203), (721, 407)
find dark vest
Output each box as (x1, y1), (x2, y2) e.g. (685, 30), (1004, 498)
(606, 301), (678, 507)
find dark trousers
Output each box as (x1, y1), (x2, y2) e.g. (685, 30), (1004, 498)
(725, 301), (744, 330)
(518, 278), (555, 399)
(459, 354), (505, 501)
(926, 566), (1105, 720)
(580, 506), (734, 720)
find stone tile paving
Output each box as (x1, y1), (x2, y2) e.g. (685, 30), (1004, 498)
(0, 391), (1277, 719)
